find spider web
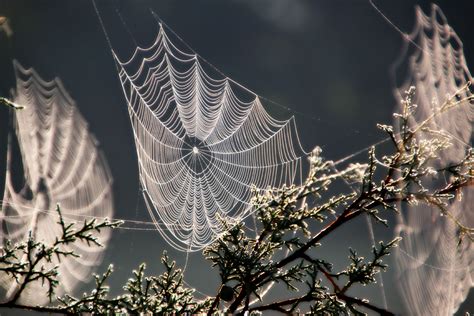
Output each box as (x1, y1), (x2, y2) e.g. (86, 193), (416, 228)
(392, 5), (474, 315)
(113, 23), (307, 252)
(0, 61), (115, 304)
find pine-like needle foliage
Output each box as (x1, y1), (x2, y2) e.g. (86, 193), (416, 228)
(0, 87), (473, 315)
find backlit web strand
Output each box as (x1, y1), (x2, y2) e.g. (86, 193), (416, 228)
(114, 24), (307, 252)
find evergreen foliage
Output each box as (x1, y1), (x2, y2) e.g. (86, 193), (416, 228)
(0, 87), (473, 314)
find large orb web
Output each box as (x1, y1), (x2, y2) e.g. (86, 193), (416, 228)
(0, 61), (114, 304)
(392, 5), (474, 315)
(113, 24), (307, 252)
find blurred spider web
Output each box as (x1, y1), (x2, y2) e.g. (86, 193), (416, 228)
(0, 61), (115, 304)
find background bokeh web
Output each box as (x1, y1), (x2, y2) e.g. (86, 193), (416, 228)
(0, 61), (114, 304)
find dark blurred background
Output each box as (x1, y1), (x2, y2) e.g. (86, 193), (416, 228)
(0, 0), (472, 314)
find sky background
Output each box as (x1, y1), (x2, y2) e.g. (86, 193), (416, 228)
(0, 0), (473, 314)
